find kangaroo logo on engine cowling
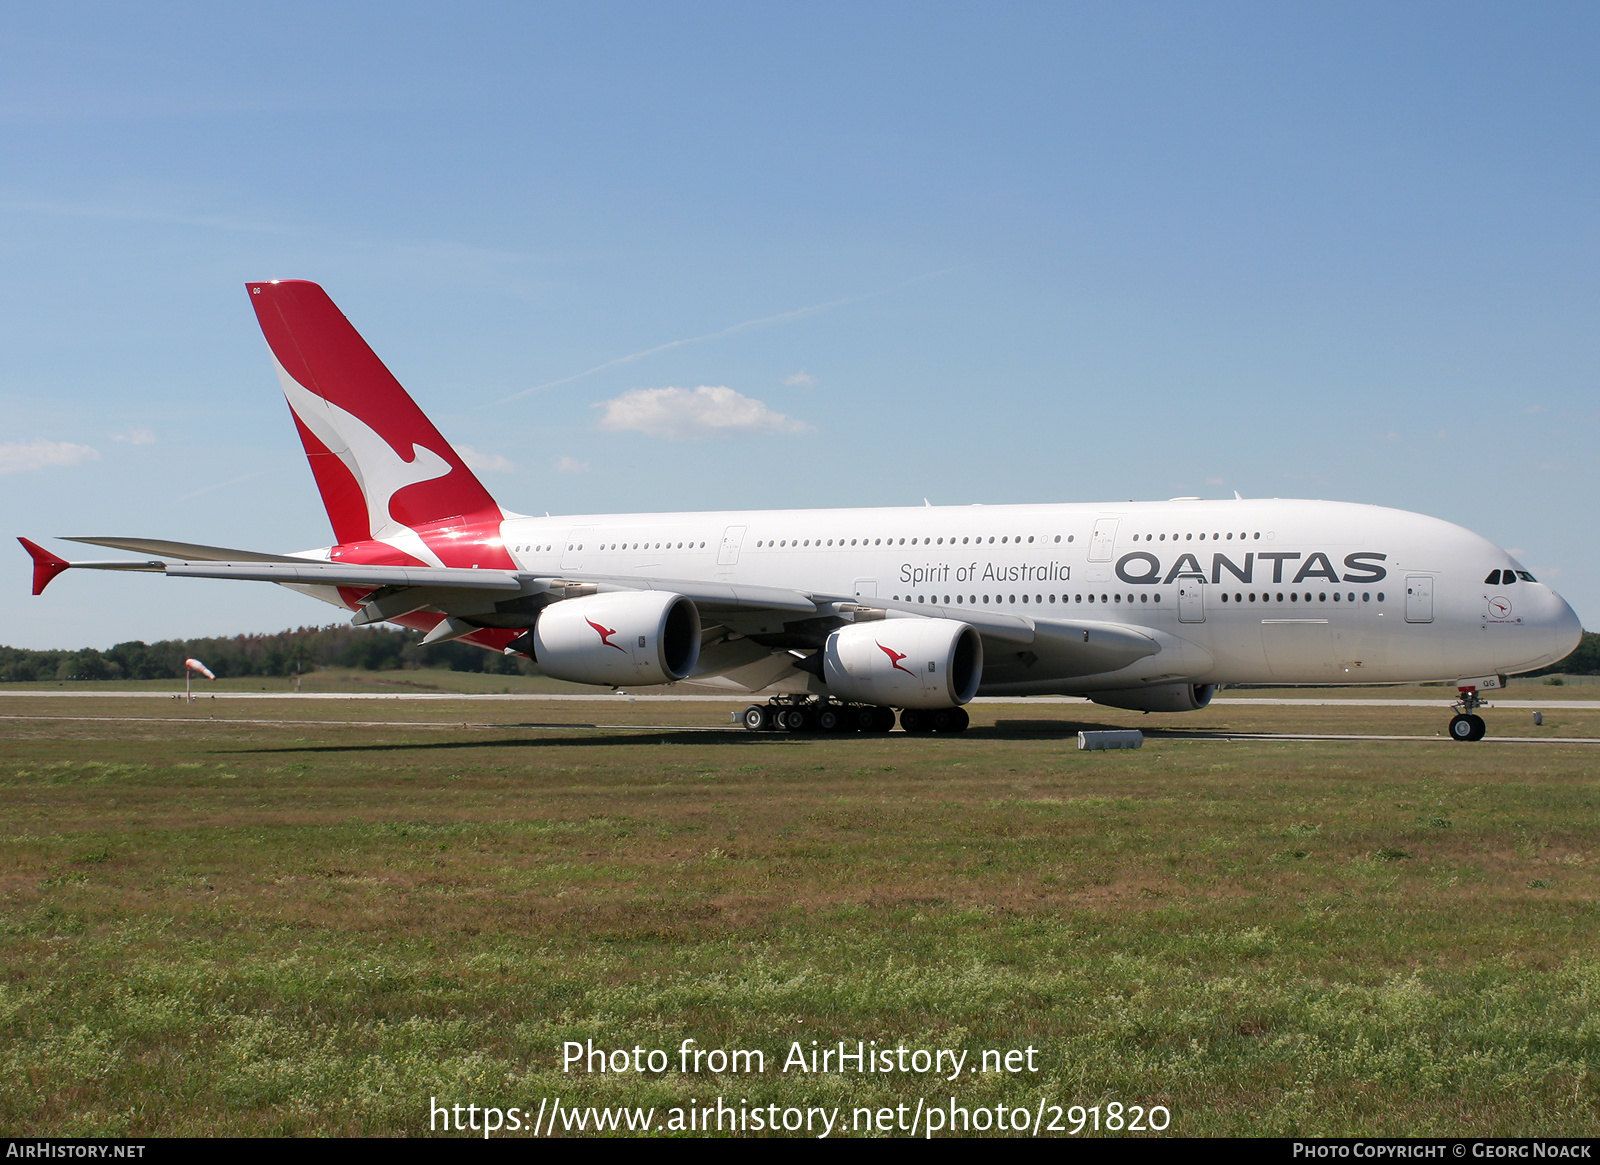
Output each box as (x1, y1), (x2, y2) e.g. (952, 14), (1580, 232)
(1114, 550), (1389, 586)
(587, 618), (626, 652)
(877, 642), (915, 676)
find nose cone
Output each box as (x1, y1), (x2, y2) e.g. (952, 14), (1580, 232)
(1546, 592), (1584, 667)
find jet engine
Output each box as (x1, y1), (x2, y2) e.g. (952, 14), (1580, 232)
(532, 591), (701, 686)
(1089, 682), (1215, 713)
(821, 618), (983, 709)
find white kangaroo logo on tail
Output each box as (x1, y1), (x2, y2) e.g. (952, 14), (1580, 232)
(274, 359), (454, 564)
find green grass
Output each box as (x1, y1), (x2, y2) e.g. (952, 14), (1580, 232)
(2, 695), (1597, 1136)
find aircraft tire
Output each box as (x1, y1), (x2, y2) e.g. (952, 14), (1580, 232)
(932, 707), (970, 734)
(742, 705), (768, 732)
(1449, 714), (1477, 741)
(899, 708), (934, 734)
(817, 706), (844, 732)
(1468, 714), (1487, 741)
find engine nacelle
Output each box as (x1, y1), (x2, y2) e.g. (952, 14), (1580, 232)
(821, 618), (983, 709)
(1089, 682), (1215, 713)
(533, 591), (701, 686)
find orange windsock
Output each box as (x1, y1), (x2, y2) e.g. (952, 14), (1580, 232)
(184, 658), (216, 681)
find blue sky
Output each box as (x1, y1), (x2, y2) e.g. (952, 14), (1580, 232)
(3, 2), (1597, 649)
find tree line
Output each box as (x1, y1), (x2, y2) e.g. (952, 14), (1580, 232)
(0, 624), (528, 682)
(0, 623), (1593, 684)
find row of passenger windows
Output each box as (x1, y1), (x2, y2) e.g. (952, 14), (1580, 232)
(757, 534), (1074, 549)
(892, 592), (1162, 606)
(1220, 591), (1384, 603)
(887, 591), (1389, 606)
(511, 541), (710, 553)
(1130, 532), (1261, 542)
(1486, 569), (1536, 584)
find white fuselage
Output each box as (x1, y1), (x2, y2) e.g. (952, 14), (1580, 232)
(402, 496), (1581, 695)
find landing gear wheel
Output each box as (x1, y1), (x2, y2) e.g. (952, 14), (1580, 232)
(932, 707), (970, 734)
(779, 708), (809, 732)
(817, 706), (844, 732)
(742, 705), (768, 732)
(851, 705), (879, 732)
(899, 708), (934, 734)
(1449, 686), (1489, 742)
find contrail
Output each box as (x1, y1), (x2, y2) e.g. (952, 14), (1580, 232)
(175, 469), (272, 503)
(483, 268), (958, 408)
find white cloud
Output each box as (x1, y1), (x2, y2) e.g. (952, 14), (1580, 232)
(784, 371), (816, 388)
(0, 439), (101, 475)
(113, 426), (157, 445)
(554, 456), (591, 474)
(454, 444), (515, 472)
(595, 386), (811, 440)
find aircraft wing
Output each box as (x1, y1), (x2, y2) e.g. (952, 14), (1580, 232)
(20, 539), (1158, 674)
(63, 536), (307, 563)
(19, 539), (816, 613)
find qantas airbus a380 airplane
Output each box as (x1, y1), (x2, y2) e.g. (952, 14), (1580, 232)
(19, 281), (1583, 741)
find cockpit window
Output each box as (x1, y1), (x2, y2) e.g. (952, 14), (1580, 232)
(1516, 571), (1536, 582)
(1484, 570), (1501, 584)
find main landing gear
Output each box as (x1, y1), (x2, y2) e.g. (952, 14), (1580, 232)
(740, 697), (969, 735)
(1448, 686), (1488, 742)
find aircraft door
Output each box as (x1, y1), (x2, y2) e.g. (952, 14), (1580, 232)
(717, 525), (747, 566)
(561, 527), (596, 571)
(1089, 518), (1119, 562)
(1405, 575), (1434, 623)
(1178, 576), (1206, 623)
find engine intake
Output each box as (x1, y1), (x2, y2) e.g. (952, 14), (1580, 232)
(533, 591), (701, 686)
(821, 618), (983, 709)
(1089, 682), (1215, 713)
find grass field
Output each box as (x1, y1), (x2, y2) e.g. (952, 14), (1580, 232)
(3, 693), (1598, 1137)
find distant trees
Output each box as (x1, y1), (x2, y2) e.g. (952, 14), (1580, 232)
(2, 624), (1594, 683)
(0, 625), (531, 682)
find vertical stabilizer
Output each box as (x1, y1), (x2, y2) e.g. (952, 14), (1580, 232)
(246, 281), (502, 551)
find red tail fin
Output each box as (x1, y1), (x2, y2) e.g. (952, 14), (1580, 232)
(246, 281), (501, 548)
(18, 537), (69, 596)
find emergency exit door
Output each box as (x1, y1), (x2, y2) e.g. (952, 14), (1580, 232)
(1178, 577), (1206, 623)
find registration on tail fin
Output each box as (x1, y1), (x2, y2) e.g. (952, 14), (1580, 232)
(246, 281), (503, 556)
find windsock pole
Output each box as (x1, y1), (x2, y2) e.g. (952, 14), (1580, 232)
(183, 658), (216, 703)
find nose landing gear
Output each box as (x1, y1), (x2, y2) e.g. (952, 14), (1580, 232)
(1449, 686), (1488, 742)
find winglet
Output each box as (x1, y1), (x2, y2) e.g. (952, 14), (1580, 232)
(18, 538), (70, 596)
